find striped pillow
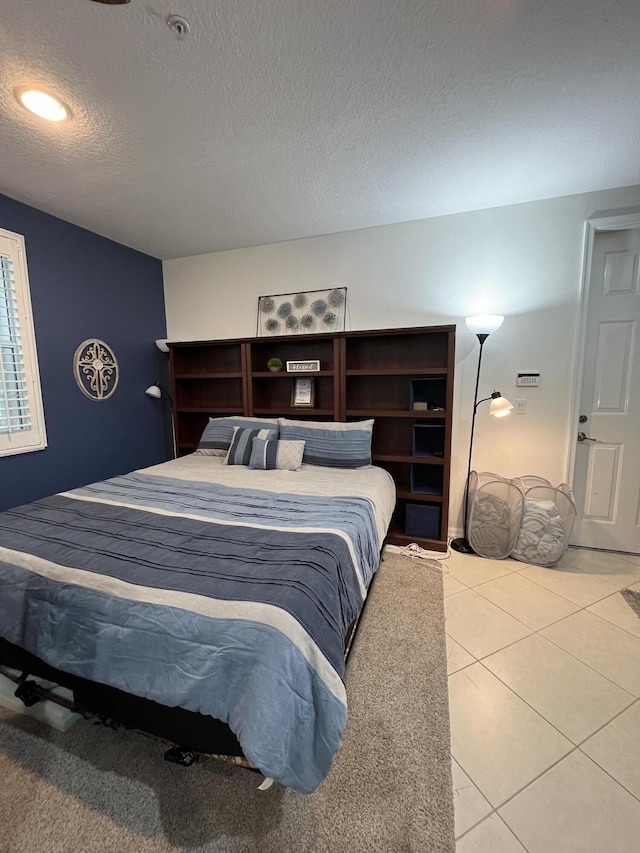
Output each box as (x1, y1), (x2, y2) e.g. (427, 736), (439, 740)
(278, 418), (374, 468)
(249, 438), (306, 471)
(224, 426), (278, 466)
(196, 416), (279, 456)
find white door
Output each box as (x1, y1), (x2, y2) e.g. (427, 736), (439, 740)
(572, 227), (640, 554)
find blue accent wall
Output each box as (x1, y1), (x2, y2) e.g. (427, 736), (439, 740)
(1, 194), (167, 511)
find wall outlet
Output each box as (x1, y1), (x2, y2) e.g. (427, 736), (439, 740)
(516, 399), (527, 414)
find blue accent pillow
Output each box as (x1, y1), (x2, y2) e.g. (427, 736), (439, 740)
(196, 416), (279, 456)
(224, 426), (278, 466)
(249, 438), (306, 471)
(278, 418), (374, 468)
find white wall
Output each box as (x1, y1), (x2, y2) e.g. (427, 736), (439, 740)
(163, 185), (640, 534)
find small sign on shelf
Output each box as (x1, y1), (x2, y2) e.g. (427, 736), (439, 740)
(287, 360), (320, 373)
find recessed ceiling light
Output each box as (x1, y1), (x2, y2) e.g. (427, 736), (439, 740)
(16, 89), (70, 122)
(88, 1), (131, 4)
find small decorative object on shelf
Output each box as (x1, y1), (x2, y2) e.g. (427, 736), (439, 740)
(267, 357), (283, 372)
(257, 287), (347, 336)
(291, 377), (315, 407)
(286, 359), (320, 372)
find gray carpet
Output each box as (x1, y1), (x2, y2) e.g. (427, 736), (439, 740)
(0, 550), (454, 853)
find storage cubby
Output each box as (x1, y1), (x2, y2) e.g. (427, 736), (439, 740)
(410, 464), (444, 496)
(252, 374), (335, 417)
(170, 325), (455, 551)
(346, 375), (410, 414)
(388, 501), (443, 546)
(409, 377), (447, 412)
(405, 503), (442, 540)
(175, 377), (244, 411)
(413, 422), (445, 457)
(369, 417), (415, 457)
(250, 336), (335, 374)
(345, 331), (449, 372)
(372, 459), (443, 499)
(174, 411), (211, 453)
(172, 343), (242, 376)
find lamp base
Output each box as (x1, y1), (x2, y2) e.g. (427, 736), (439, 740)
(450, 537), (476, 555)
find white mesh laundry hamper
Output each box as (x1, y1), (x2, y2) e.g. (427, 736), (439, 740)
(467, 471), (524, 559)
(511, 481), (576, 567)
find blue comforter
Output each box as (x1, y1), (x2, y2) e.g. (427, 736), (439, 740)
(0, 471), (381, 793)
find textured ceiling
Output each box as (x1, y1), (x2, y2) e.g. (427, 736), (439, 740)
(1, 0), (639, 260)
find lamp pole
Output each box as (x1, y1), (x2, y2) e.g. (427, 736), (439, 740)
(145, 383), (176, 459)
(450, 314), (508, 555)
(451, 333), (487, 554)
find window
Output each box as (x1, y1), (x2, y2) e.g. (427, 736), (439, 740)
(0, 228), (46, 457)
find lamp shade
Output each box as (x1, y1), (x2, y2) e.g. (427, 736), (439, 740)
(490, 395), (513, 417)
(145, 384), (162, 399)
(465, 315), (504, 335)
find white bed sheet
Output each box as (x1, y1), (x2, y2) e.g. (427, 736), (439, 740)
(141, 454), (396, 547)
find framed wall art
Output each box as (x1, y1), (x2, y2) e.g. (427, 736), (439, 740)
(73, 339), (119, 401)
(257, 287), (347, 336)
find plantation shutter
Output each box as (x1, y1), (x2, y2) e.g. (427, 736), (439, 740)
(0, 229), (46, 456)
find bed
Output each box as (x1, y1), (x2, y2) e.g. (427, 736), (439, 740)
(0, 448), (395, 794)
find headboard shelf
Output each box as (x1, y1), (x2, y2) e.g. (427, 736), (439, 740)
(253, 407), (335, 417)
(372, 453), (444, 465)
(174, 372), (244, 380)
(251, 370), (334, 378)
(346, 409), (445, 418)
(170, 325), (455, 551)
(345, 367), (448, 376)
(177, 406), (244, 414)
(396, 491), (444, 503)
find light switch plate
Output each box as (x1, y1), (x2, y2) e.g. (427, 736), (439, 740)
(516, 399), (527, 414)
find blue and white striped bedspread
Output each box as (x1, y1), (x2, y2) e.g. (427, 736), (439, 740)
(0, 471), (382, 793)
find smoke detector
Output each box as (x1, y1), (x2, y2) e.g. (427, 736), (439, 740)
(167, 14), (190, 38)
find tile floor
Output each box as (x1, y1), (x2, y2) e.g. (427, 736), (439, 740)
(443, 545), (640, 852)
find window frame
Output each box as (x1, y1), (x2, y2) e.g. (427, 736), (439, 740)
(0, 227), (47, 457)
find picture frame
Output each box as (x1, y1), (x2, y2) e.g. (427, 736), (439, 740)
(291, 378), (315, 408)
(257, 287), (347, 336)
(286, 359), (320, 373)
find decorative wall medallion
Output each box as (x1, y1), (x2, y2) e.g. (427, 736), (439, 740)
(257, 287), (347, 336)
(73, 339), (119, 401)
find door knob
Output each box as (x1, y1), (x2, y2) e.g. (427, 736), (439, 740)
(577, 432), (597, 443)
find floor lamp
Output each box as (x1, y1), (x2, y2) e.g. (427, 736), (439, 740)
(450, 315), (513, 555)
(145, 382), (176, 458)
